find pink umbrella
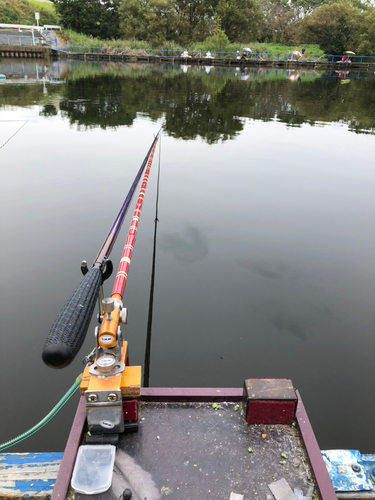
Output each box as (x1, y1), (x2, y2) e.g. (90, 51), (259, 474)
(292, 51), (301, 56)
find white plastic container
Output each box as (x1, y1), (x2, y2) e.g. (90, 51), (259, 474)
(71, 444), (116, 495)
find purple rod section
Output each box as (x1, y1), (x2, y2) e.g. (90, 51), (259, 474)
(94, 132), (160, 265)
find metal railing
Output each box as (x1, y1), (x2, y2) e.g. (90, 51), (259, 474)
(0, 34), (45, 46)
(0, 23), (61, 32)
(49, 46), (375, 65)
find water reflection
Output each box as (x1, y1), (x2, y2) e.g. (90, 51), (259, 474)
(237, 258), (301, 281)
(158, 227), (208, 264)
(268, 304), (341, 340)
(1, 59), (374, 140)
(237, 258), (342, 340)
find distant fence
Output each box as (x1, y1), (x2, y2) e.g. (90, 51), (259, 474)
(0, 34), (39, 46)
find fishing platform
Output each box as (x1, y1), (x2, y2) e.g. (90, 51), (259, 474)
(51, 50), (373, 71)
(2, 380), (375, 500)
(52, 379), (337, 500)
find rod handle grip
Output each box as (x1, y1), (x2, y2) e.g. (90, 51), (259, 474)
(42, 266), (102, 369)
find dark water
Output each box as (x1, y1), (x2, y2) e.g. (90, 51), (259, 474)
(0, 59), (374, 455)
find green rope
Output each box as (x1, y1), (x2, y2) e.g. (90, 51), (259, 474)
(0, 374), (82, 452)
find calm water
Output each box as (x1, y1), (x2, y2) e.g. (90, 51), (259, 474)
(0, 59), (374, 454)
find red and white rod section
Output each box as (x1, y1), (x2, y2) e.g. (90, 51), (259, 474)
(112, 137), (158, 301)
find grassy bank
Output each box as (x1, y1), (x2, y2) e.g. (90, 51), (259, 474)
(0, 0), (59, 25)
(59, 30), (323, 56)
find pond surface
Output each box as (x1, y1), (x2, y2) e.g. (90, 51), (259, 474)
(0, 59), (374, 455)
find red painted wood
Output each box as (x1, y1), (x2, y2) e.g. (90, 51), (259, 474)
(247, 400), (296, 424)
(296, 390), (338, 500)
(140, 387), (243, 402)
(122, 400), (138, 421)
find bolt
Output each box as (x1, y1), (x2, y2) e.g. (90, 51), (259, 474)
(88, 394), (98, 402)
(352, 465), (361, 473)
(108, 393), (117, 401)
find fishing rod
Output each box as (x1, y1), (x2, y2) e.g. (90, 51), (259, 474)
(90, 137), (158, 375)
(42, 131), (160, 369)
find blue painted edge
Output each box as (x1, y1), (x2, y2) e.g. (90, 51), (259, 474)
(321, 450), (375, 493)
(9, 479), (57, 494)
(0, 452), (64, 465)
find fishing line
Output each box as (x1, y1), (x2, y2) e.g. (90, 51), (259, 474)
(144, 132), (162, 387)
(0, 120), (28, 150)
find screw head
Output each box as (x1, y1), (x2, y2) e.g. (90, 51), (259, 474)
(88, 393), (98, 402)
(108, 393), (117, 401)
(102, 297), (115, 314)
(352, 465), (361, 473)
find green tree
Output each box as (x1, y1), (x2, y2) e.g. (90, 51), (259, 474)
(204, 29), (230, 49)
(258, 0), (300, 43)
(119, 0), (177, 43)
(203, 17), (230, 49)
(216, 0), (263, 41)
(53, 0), (120, 39)
(119, 0), (263, 43)
(299, 3), (361, 54)
(173, 0), (216, 42)
(357, 8), (375, 55)
(118, 0), (214, 44)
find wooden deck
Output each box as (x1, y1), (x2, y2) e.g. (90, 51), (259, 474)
(0, 452), (63, 499)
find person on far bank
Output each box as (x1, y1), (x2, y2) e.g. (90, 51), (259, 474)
(301, 46), (306, 59)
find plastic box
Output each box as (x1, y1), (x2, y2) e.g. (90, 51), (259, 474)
(71, 444), (116, 495)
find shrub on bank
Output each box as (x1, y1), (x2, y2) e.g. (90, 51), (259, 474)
(60, 30), (323, 56)
(0, 0), (59, 26)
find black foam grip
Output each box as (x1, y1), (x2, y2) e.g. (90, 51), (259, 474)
(42, 266), (102, 368)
